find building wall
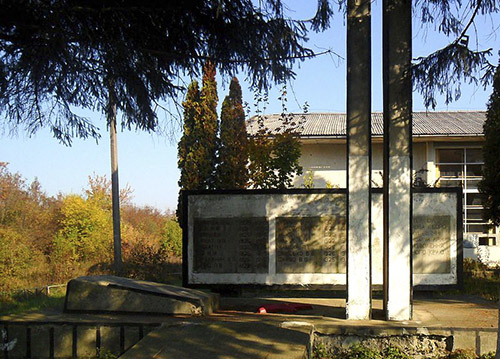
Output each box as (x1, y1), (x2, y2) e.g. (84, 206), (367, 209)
(295, 138), (500, 264)
(294, 141), (427, 188)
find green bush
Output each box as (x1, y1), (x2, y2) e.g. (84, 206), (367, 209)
(161, 219), (182, 257)
(0, 227), (47, 291)
(55, 195), (112, 262)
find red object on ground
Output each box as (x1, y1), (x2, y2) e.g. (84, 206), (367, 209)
(257, 302), (313, 314)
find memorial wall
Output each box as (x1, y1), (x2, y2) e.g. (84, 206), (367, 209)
(183, 189), (462, 289)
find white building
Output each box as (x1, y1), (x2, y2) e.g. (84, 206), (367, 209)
(247, 111), (499, 260)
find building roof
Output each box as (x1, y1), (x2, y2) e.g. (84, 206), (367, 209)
(246, 111), (486, 138)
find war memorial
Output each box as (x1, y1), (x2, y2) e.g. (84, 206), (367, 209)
(1, 1), (498, 358)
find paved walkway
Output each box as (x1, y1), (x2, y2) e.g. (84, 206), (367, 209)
(1, 294), (498, 358)
(119, 294), (498, 358)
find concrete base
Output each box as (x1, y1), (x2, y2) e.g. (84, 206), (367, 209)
(1, 294), (498, 358)
(64, 276), (219, 316)
(120, 321), (311, 359)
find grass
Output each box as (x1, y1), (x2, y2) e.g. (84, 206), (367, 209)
(0, 286), (66, 315)
(460, 259), (500, 302)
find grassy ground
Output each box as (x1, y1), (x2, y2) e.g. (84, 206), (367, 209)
(0, 286), (66, 315)
(0, 260), (183, 316)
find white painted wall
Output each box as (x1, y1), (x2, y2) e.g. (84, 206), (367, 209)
(187, 192), (460, 286)
(295, 141), (435, 188)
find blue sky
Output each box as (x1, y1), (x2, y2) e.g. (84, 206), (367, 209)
(1, 2), (499, 212)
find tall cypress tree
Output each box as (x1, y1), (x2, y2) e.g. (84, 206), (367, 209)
(198, 61), (219, 189)
(217, 77), (249, 189)
(479, 63), (500, 225)
(178, 81), (202, 191)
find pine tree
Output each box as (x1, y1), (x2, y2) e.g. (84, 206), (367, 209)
(479, 63), (500, 225)
(217, 77), (249, 189)
(198, 62), (219, 189)
(178, 81), (202, 191)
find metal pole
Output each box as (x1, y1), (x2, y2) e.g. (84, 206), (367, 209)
(109, 95), (123, 274)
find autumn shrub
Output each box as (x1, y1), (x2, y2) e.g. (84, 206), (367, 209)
(161, 219), (182, 257)
(54, 195), (113, 263)
(0, 227), (49, 291)
(1, 164), (182, 294)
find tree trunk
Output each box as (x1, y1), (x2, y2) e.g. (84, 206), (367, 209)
(108, 93), (123, 274)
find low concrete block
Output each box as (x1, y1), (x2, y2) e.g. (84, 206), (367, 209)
(100, 326), (121, 356)
(30, 325), (50, 359)
(124, 327), (140, 352)
(77, 326), (96, 358)
(452, 330), (477, 352)
(6, 325), (26, 359)
(64, 276), (219, 316)
(478, 331), (497, 355)
(54, 325), (73, 359)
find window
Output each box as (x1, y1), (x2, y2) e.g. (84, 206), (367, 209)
(435, 148), (495, 244)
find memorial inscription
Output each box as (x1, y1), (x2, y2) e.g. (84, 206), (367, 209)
(276, 216), (346, 273)
(193, 218), (269, 273)
(413, 215), (451, 274)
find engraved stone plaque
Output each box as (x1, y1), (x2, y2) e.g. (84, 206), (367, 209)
(193, 218), (269, 273)
(276, 216), (346, 273)
(413, 215), (451, 274)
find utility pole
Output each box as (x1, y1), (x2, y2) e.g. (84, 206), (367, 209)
(108, 88), (123, 274)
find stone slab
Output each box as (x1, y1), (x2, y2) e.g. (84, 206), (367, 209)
(413, 215), (451, 274)
(120, 321), (310, 359)
(193, 217), (269, 273)
(276, 216), (346, 274)
(64, 276), (219, 316)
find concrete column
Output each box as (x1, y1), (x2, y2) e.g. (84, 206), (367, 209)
(425, 142), (436, 186)
(346, 0), (372, 320)
(382, 0), (412, 321)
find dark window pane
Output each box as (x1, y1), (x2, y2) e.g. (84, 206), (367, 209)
(438, 164), (462, 177)
(437, 149), (464, 163)
(466, 149), (483, 163)
(466, 164), (483, 176)
(466, 193), (484, 206)
(466, 208), (484, 220)
(467, 225), (489, 234)
(479, 237), (490, 245)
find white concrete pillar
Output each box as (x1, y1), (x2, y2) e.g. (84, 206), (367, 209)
(382, 0), (412, 321)
(426, 142), (437, 186)
(346, 0), (372, 320)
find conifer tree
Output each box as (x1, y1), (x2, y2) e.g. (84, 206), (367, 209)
(178, 81), (202, 191)
(198, 62), (219, 189)
(479, 62), (500, 225)
(217, 77), (249, 189)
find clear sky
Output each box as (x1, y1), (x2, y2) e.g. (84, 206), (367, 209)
(1, 1), (499, 212)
